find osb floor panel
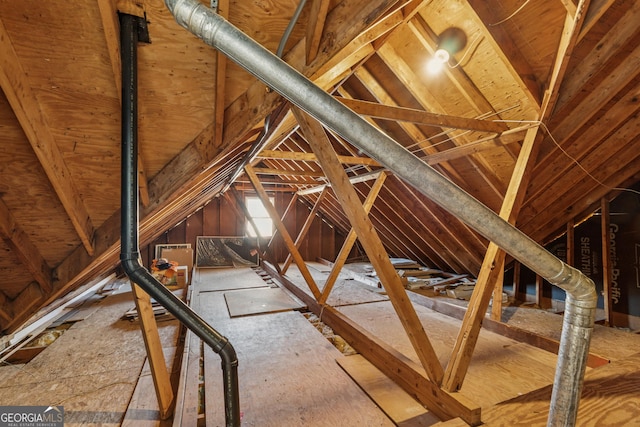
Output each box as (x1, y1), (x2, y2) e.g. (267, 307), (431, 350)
(284, 262), (389, 306)
(285, 264), (640, 425)
(481, 351), (640, 426)
(224, 287), (304, 317)
(191, 266), (394, 427)
(0, 284), (180, 426)
(337, 300), (559, 409)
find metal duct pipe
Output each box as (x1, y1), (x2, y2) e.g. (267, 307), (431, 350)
(163, 1), (596, 425)
(119, 13), (240, 427)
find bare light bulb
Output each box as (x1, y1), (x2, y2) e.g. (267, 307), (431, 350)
(426, 48), (450, 75)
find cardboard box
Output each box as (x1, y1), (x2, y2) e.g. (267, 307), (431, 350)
(161, 248), (194, 270)
(175, 265), (189, 287)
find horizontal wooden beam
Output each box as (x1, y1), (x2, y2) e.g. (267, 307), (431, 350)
(338, 97), (507, 133)
(258, 149), (381, 166)
(424, 124), (535, 165)
(251, 167), (326, 178)
(406, 291), (610, 368)
(297, 170), (385, 195)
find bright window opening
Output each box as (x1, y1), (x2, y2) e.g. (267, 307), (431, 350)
(245, 196), (273, 237)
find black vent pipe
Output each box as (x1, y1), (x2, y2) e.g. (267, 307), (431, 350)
(118, 13), (240, 426)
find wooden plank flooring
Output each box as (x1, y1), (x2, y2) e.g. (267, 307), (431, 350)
(337, 354), (439, 426)
(191, 266), (394, 427)
(195, 267), (271, 292)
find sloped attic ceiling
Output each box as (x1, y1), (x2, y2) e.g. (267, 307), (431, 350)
(0, 0), (639, 333)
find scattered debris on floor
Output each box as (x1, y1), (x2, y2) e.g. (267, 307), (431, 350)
(304, 313), (357, 355)
(349, 257), (478, 300)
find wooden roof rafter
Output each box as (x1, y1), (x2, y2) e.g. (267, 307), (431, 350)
(305, 0), (331, 65)
(0, 199), (53, 295)
(443, 0), (593, 392)
(345, 58), (507, 205)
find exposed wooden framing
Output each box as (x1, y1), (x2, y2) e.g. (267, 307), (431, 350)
(131, 284), (174, 419)
(226, 188), (261, 242)
(258, 149), (380, 166)
(266, 193), (299, 251)
(308, 4), (404, 88)
(13, 0), (403, 333)
(306, 0), (331, 64)
(0, 19), (95, 255)
(319, 172), (388, 304)
(245, 165), (321, 299)
(542, 0), (591, 114)
(251, 167), (326, 178)
(293, 106), (444, 384)
(10, 283), (44, 328)
(406, 15), (511, 132)
(443, 1), (590, 392)
(566, 219), (575, 266)
(224, 188), (282, 275)
(535, 274), (543, 307)
(423, 124), (535, 166)
(0, 199), (53, 294)
(560, 0), (578, 17)
(263, 262), (482, 425)
(601, 197), (614, 326)
(407, 290), (610, 368)
(338, 97), (506, 133)
(443, 124), (540, 391)
(297, 170), (384, 196)
(0, 292), (13, 325)
(353, 181), (433, 267)
(374, 32), (509, 202)
(392, 179), (481, 272)
(281, 188), (328, 274)
(579, 0), (617, 41)
(490, 266), (505, 321)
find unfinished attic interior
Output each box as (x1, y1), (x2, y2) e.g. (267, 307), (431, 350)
(2, 0), (640, 424)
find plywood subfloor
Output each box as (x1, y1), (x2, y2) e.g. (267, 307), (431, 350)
(195, 267), (270, 292)
(224, 287), (303, 317)
(284, 263), (389, 306)
(190, 267), (394, 427)
(482, 351), (640, 426)
(0, 283), (180, 426)
(337, 300), (560, 409)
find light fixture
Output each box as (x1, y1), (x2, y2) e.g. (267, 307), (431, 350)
(426, 27), (467, 75)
